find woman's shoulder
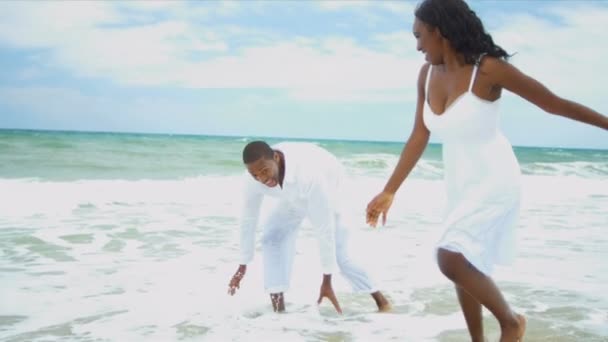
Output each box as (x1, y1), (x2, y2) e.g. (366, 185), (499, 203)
(419, 62), (431, 74)
(476, 56), (514, 87)
(478, 55), (509, 74)
(417, 62), (432, 87)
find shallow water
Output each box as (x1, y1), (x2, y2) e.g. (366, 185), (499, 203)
(1, 130), (606, 341)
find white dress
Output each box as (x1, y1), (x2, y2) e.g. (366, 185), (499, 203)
(423, 63), (521, 275)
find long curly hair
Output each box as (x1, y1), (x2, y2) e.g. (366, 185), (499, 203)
(415, 0), (510, 64)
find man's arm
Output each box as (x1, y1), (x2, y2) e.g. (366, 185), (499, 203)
(307, 177), (343, 313)
(228, 177), (262, 296)
(307, 178), (338, 275)
(239, 178), (263, 265)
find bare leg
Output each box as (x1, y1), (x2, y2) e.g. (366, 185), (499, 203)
(270, 293), (285, 313)
(262, 205), (304, 314)
(333, 218), (391, 312)
(456, 285), (485, 342)
(437, 248), (526, 342)
(370, 291), (392, 312)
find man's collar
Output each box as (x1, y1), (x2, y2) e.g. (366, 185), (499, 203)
(276, 149), (294, 186)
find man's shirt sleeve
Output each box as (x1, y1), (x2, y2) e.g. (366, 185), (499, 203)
(307, 178), (338, 275)
(240, 177), (263, 265)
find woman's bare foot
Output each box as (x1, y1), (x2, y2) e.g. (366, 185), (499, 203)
(499, 313), (526, 342)
(516, 314), (526, 341)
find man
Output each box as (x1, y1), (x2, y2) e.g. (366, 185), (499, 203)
(227, 140), (391, 313)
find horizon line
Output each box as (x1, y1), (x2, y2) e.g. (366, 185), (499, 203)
(0, 127), (606, 152)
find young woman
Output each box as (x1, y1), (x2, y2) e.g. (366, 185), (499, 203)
(366, 0), (607, 341)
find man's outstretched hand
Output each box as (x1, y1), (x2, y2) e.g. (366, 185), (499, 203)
(228, 264), (247, 295)
(317, 274), (342, 314)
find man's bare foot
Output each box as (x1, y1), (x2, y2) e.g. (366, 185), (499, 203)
(378, 302), (392, 312)
(270, 293), (285, 313)
(371, 291), (392, 312)
(499, 313), (526, 342)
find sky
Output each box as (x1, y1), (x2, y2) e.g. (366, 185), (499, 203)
(0, 0), (606, 149)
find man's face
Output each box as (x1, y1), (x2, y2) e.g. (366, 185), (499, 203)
(246, 153), (280, 188)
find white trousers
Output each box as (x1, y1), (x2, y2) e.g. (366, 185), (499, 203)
(261, 203), (377, 294)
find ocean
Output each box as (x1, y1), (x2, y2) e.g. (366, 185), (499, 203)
(0, 129), (606, 341)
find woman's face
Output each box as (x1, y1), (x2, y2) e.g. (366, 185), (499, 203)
(413, 18), (443, 65)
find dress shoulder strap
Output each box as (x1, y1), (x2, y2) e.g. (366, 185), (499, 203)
(468, 65), (479, 92)
(468, 53), (487, 92)
(425, 64), (432, 97)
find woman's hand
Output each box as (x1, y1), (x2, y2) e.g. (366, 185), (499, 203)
(366, 191), (395, 227)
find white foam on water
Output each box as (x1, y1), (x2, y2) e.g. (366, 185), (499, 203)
(1, 172), (606, 340)
(522, 161), (608, 178)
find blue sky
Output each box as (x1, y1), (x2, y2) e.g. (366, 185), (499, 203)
(0, 0), (606, 149)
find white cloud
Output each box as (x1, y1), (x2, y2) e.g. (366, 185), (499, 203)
(17, 67), (44, 81)
(0, 86), (112, 124)
(0, 1), (422, 101)
(288, 87), (410, 103)
(0, 2), (119, 48)
(317, 0), (414, 15)
(0, 1), (606, 106)
(372, 31), (416, 56)
(381, 1), (416, 15)
(117, 1), (188, 12)
(216, 0), (243, 15)
(316, 0), (415, 30)
(168, 39), (420, 94)
(492, 5), (608, 107)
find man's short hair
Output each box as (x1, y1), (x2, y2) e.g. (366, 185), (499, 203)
(242, 140), (274, 164)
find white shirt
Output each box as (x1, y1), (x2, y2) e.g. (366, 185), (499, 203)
(239, 142), (345, 274)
